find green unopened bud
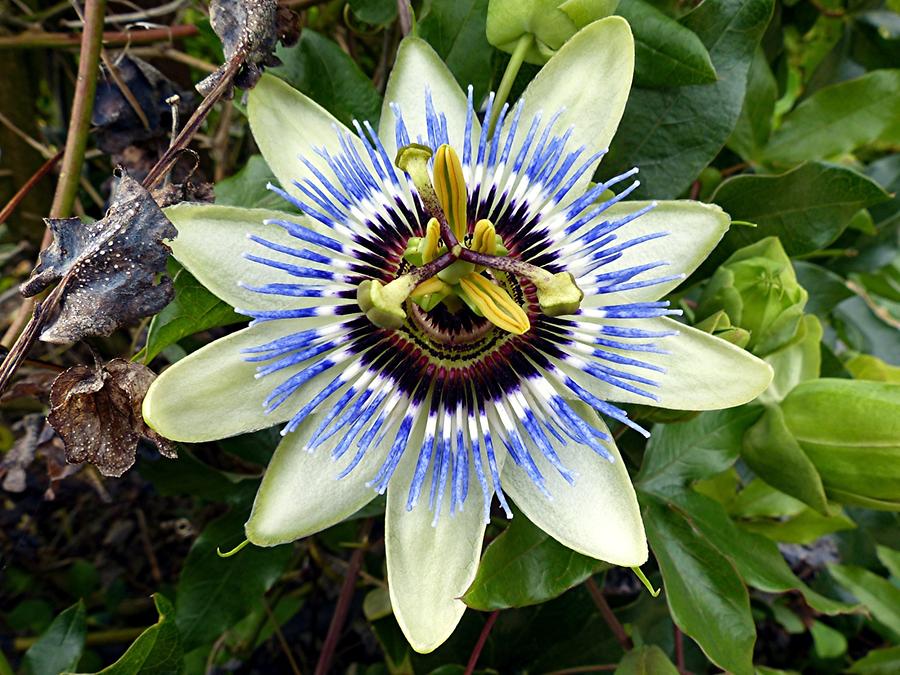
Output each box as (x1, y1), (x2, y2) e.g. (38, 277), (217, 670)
(487, 0), (619, 64)
(696, 236), (807, 356)
(535, 271), (584, 316)
(694, 309), (751, 349)
(357, 277), (417, 330)
(781, 379), (900, 510)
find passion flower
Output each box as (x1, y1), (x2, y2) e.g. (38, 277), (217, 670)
(143, 18), (772, 652)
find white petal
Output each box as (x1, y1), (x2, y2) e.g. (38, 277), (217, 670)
(501, 402), (647, 566)
(143, 322), (341, 442)
(165, 203), (354, 311)
(248, 74), (361, 201)
(515, 17), (634, 177)
(246, 409), (381, 545)
(556, 317), (773, 410)
(379, 37), (473, 157)
(579, 201), (730, 305)
(385, 429), (488, 653)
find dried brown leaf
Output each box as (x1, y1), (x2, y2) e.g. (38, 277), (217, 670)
(47, 358), (176, 478)
(20, 172), (178, 344)
(196, 0), (300, 96)
(0, 414), (43, 492)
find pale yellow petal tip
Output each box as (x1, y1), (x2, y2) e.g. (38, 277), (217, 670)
(244, 517), (287, 548)
(391, 593), (466, 654)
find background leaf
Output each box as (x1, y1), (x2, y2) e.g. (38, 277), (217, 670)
(643, 498), (755, 675)
(418, 0), (495, 101)
(710, 161), (890, 257)
(175, 510), (293, 650)
(23, 601), (86, 675)
(463, 511), (606, 610)
(764, 70), (900, 166)
(616, 0), (717, 88)
(272, 30), (382, 126)
(604, 0), (774, 198)
(86, 594), (181, 675)
(142, 261), (242, 363)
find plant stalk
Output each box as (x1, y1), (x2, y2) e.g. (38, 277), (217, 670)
(489, 33), (533, 136)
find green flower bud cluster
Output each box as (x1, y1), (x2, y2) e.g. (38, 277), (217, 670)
(696, 237), (808, 357)
(487, 0), (620, 64)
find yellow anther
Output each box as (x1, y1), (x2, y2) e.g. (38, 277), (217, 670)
(419, 218), (441, 263)
(433, 144), (468, 241)
(459, 273), (530, 335)
(410, 276), (449, 299)
(472, 219), (497, 256)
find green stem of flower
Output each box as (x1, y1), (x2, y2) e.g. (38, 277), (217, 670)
(489, 33), (533, 136)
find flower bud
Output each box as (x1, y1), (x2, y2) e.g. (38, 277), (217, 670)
(696, 237), (807, 356)
(781, 379), (900, 510)
(487, 0), (620, 64)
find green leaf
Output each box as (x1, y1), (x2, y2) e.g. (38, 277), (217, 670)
(834, 296), (900, 366)
(348, 0), (397, 25)
(828, 564), (900, 639)
(462, 511), (606, 610)
(779, 379), (900, 508)
(764, 70), (900, 165)
(614, 644), (679, 674)
(637, 407), (762, 497)
(793, 261), (852, 316)
(846, 354), (900, 383)
(642, 497), (755, 675)
(175, 509), (293, 650)
(739, 504), (856, 545)
(86, 595), (181, 675)
(142, 262), (242, 363)
(271, 30), (382, 127)
(849, 645), (900, 674)
(604, 0), (774, 198)
(669, 490), (856, 615)
(759, 314), (822, 405)
(214, 155), (285, 211)
(711, 161), (891, 257)
(616, 0), (716, 88)
(876, 545), (900, 579)
(727, 46), (776, 162)
(810, 620), (847, 660)
(23, 601), (86, 675)
(419, 0), (495, 102)
(741, 405), (829, 514)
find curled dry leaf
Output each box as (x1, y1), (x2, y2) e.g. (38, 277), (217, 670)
(20, 172), (177, 344)
(196, 0), (301, 96)
(93, 55), (194, 155)
(48, 358), (176, 478)
(0, 414), (44, 492)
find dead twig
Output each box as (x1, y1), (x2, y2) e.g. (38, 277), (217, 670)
(0, 25), (198, 49)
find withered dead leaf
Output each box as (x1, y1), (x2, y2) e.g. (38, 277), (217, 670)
(20, 172), (177, 344)
(196, 0), (300, 96)
(0, 414), (44, 492)
(47, 358), (176, 478)
(93, 55), (193, 155)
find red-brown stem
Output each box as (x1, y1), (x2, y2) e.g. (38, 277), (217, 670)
(465, 610), (500, 675)
(0, 149), (63, 224)
(674, 624), (686, 674)
(544, 667), (618, 674)
(0, 25), (198, 49)
(313, 519), (374, 675)
(585, 577), (633, 651)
